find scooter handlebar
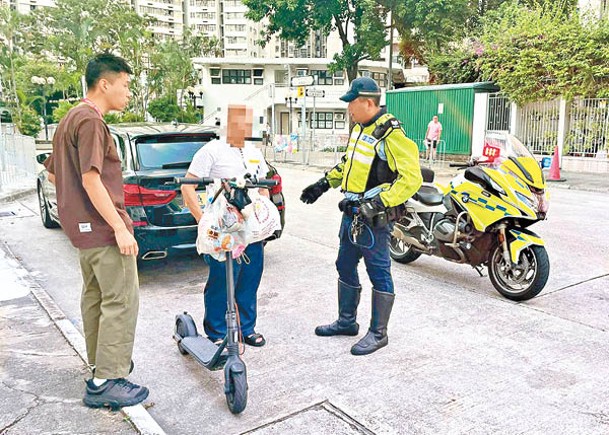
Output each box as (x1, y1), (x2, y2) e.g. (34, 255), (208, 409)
(174, 177), (214, 186)
(173, 176), (278, 188)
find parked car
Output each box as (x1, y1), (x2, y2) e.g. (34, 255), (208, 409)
(36, 123), (285, 260)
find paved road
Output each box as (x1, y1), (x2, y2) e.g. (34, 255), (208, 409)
(0, 166), (608, 434)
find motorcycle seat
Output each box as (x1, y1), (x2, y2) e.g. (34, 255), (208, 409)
(413, 185), (444, 205)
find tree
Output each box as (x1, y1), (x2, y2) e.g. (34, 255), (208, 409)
(388, 0), (471, 65)
(243, 0), (388, 82)
(0, 6), (25, 123)
(34, 0), (158, 99)
(425, 42), (485, 84)
(477, 2), (609, 103)
(102, 6), (156, 119)
(148, 27), (221, 105)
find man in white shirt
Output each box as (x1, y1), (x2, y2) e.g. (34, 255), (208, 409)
(181, 105), (270, 347)
(425, 115), (443, 161)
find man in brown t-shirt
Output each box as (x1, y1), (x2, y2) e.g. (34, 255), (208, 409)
(44, 53), (149, 409)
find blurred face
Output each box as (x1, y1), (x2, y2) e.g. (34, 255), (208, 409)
(226, 105), (253, 147)
(433, 116), (438, 122)
(348, 97), (375, 124)
(100, 72), (132, 112)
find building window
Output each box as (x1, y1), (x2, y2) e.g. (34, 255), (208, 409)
(253, 69), (264, 85)
(333, 70), (345, 86)
(371, 72), (387, 88)
(210, 68), (221, 84)
(222, 69), (252, 84)
(296, 68), (308, 77)
(310, 70), (333, 85)
(311, 112), (334, 129)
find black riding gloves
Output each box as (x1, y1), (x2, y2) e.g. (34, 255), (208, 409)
(300, 177), (330, 204)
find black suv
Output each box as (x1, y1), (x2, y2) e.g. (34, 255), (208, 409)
(37, 123), (285, 260)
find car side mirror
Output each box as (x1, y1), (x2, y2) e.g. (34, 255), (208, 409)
(36, 153), (50, 164)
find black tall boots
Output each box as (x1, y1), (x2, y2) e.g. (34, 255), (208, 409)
(350, 289), (395, 356)
(315, 280), (361, 336)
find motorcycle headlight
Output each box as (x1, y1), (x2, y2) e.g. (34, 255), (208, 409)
(515, 191), (534, 210)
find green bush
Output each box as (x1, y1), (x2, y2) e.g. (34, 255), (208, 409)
(16, 106), (42, 137)
(148, 96), (180, 122)
(121, 111), (145, 123)
(52, 101), (79, 123)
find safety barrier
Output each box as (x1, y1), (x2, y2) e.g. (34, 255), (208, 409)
(0, 129), (37, 193)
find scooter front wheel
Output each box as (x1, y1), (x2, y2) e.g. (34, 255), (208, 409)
(225, 360), (248, 414)
(488, 244), (550, 301)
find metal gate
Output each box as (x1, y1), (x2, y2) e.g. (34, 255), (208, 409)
(487, 93), (511, 132)
(566, 98), (609, 157)
(515, 100), (560, 155)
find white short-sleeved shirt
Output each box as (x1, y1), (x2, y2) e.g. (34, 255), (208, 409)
(187, 139), (269, 193)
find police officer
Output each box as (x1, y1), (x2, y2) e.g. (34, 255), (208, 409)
(300, 77), (422, 356)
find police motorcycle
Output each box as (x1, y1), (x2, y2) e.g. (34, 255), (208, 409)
(389, 132), (550, 301)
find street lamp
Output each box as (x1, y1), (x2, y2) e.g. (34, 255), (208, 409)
(31, 76), (55, 141)
(186, 85), (205, 122)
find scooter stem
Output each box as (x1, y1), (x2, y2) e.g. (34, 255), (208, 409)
(224, 251), (240, 357)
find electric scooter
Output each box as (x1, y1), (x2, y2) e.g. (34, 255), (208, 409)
(172, 175), (277, 414)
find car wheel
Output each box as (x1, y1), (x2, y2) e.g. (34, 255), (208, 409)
(38, 184), (59, 229)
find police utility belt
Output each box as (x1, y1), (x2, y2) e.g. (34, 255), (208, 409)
(338, 195), (396, 229)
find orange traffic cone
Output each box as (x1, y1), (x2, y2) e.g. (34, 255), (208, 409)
(547, 146), (566, 182)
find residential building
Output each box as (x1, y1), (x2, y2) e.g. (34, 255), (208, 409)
(192, 57), (403, 139)
(2, 0), (54, 13)
(132, 0), (184, 40)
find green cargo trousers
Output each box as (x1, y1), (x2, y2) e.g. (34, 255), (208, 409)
(78, 245), (139, 379)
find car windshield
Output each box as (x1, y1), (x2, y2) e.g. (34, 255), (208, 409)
(136, 138), (211, 169)
(482, 131), (535, 165)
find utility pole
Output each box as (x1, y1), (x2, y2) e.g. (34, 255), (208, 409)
(301, 92), (306, 163)
(387, 7), (394, 92)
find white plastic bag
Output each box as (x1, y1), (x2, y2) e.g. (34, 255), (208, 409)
(196, 192), (248, 261)
(242, 196), (282, 244)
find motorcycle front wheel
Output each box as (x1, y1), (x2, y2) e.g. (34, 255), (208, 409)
(389, 234), (422, 264)
(488, 244), (549, 301)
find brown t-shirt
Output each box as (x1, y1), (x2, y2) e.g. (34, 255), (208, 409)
(44, 104), (132, 249)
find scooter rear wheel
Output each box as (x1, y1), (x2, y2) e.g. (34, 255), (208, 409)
(175, 314), (198, 355)
(225, 363), (248, 414)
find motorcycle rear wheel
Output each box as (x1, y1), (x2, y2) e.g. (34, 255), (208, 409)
(488, 244), (549, 301)
(389, 235), (423, 264)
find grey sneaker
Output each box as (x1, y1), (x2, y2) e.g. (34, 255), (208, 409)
(83, 378), (149, 410)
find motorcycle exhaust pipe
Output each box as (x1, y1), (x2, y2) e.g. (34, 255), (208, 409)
(392, 226), (431, 253)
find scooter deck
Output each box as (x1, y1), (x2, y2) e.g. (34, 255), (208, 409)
(181, 335), (227, 370)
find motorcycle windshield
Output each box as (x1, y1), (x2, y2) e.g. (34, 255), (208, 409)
(482, 132), (545, 189)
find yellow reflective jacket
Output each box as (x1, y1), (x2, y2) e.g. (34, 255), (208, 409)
(326, 112), (423, 207)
